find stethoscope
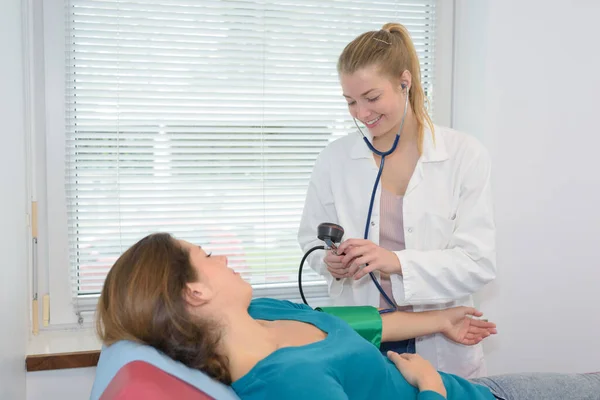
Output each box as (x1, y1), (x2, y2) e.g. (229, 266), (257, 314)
(351, 84), (409, 313)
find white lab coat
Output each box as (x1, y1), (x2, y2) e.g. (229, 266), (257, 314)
(298, 125), (496, 378)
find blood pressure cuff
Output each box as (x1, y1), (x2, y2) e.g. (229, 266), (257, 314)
(315, 306), (382, 348)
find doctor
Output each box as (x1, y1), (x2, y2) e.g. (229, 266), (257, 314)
(298, 22), (496, 379)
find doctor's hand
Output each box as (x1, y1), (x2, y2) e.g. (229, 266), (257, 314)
(323, 250), (355, 279)
(336, 239), (402, 280)
(439, 307), (497, 346)
(387, 352), (447, 398)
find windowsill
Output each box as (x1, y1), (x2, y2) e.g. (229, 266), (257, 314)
(26, 328), (102, 372)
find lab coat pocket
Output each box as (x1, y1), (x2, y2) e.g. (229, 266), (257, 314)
(420, 212), (456, 250)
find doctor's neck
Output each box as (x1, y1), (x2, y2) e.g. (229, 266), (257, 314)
(371, 108), (419, 154)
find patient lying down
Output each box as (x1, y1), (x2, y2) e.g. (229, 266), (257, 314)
(97, 233), (600, 400)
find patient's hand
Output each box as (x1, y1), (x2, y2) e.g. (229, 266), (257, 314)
(440, 307), (497, 345)
(387, 352), (447, 398)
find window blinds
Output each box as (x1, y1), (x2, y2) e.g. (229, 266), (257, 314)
(64, 0), (437, 310)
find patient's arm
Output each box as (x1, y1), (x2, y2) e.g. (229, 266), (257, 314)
(387, 352), (447, 399)
(381, 310), (444, 342)
(381, 307), (496, 345)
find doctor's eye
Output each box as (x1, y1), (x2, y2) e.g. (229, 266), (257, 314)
(347, 100), (356, 106)
(367, 96), (380, 103)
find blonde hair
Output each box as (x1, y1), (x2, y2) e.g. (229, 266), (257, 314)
(337, 22), (435, 153)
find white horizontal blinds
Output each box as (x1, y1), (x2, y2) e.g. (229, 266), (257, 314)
(65, 0), (437, 306)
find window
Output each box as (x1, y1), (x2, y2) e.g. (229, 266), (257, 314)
(41, 0), (452, 325)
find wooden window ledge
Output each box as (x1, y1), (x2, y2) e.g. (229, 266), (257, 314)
(26, 350), (100, 371)
(26, 328), (102, 372)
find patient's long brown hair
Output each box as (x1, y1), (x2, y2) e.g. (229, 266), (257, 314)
(96, 233), (232, 384)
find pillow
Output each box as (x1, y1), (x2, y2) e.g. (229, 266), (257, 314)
(91, 340), (240, 400)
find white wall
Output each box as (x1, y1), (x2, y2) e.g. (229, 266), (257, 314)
(0, 0), (29, 398)
(454, 0), (600, 374)
(27, 369), (95, 400)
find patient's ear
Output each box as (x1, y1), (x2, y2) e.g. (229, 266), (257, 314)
(184, 282), (213, 307)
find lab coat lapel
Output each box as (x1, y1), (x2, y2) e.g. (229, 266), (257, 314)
(405, 126), (448, 196)
(405, 161), (424, 196)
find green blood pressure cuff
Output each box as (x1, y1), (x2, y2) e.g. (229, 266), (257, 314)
(315, 306), (382, 348)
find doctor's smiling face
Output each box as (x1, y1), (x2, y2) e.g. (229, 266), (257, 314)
(340, 64), (411, 140)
